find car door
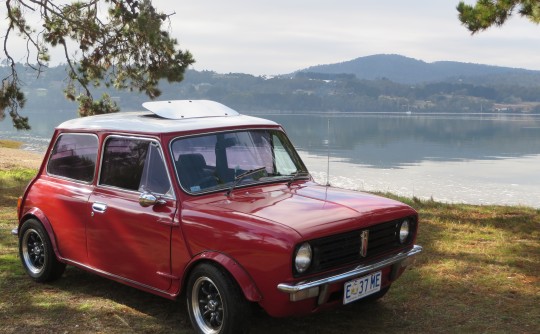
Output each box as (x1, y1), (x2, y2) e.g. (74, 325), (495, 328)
(87, 136), (176, 291)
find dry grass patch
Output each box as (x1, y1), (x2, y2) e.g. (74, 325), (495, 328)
(0, 139), (22, 149)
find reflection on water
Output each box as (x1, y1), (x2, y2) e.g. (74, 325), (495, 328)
(261, 112), (540, 168)
(302, 151), (540, 209)
(257, 112), (540, 208)
(1, 110), (539, 208)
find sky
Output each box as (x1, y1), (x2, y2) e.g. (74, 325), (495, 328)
(3, 0), (539, 76)
(150, 0), (540, 75)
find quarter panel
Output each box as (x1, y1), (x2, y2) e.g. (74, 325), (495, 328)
(23, 175), (93, 263)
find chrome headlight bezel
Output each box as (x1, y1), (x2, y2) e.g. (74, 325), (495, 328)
(399, 220), (410, 244)
(294, 242), (312, 274)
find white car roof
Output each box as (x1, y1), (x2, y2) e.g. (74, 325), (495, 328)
(57, 100), (279, 134)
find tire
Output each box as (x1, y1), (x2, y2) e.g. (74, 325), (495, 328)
(19, 218), (66, 282)
(186, 263), (251, 334)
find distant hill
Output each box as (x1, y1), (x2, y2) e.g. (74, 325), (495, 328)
(299, 54), (540, 85)
(2, 57), (540, 116)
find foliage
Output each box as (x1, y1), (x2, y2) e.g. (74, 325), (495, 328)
(457, 0), (540, 33)
(1, 0), (194, 129)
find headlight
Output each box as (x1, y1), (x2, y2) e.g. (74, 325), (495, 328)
(399, 220), (410, 244)
(294, 242), (312, 274)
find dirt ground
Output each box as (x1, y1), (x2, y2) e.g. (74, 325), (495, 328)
(0, 147), (43, 170)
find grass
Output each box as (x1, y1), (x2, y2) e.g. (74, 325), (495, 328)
(1, 175), (539, 333)
(0, 139), (23, 149)
(0, 169), (37, 189)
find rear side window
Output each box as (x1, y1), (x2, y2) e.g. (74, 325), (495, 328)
(99, 137), (172, 195)
(47, 133), (98, 182)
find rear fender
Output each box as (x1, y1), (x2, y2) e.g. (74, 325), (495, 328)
(185, 252), (262, 302)
(20, 208), (64, 262)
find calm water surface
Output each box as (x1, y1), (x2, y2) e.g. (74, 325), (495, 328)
(1, 110), (539, 208)
(260, 112), (540, 209)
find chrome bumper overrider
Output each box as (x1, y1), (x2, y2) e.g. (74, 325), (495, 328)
(277, 245), (422, 301)
(11, 227), (18, 236)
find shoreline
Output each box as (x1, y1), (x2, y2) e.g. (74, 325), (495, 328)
(1, 145), (537, 210)
(0, 147), (43, 170)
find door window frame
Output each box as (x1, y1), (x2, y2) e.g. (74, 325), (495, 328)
(97, 134), (175, 199)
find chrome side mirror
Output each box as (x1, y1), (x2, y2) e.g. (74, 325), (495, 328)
(139, 192), (166, 207)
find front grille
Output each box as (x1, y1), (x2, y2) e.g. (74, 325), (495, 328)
(295, 216), (416, 277)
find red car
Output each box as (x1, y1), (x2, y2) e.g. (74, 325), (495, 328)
(14, 100), (422, 334)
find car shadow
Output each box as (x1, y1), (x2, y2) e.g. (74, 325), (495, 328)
(48, 266), (402, 334)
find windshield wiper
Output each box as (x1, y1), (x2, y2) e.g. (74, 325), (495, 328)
(287, 170), (310, 188)
(226, 167), (267, 196)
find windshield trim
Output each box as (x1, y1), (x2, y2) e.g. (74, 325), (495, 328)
(169, 127), (308, 196)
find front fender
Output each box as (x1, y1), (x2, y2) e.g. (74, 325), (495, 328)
(185, 251), (262, 302)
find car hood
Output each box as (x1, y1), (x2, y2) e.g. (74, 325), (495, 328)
(197, 182), (416, 239)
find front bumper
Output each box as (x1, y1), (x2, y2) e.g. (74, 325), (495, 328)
(277, 244), (422, 303)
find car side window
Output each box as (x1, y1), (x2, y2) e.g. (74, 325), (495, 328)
(139, 142), (173, 196)
(99, 137), (172, 195)
(47, 133), (98, 182)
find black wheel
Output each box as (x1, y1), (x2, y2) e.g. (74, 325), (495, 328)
(19, 219), (66, 282)
(186, 263), (251, 334)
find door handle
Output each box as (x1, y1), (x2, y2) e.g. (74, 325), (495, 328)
(92, 202), (107, 213)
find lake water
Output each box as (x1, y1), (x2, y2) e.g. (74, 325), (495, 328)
(1, 110), (539, 208)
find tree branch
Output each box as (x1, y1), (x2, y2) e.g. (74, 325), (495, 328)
(1, 0), (194, 129)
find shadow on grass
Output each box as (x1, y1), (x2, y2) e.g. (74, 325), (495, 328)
(0, 260), (415, 334)
(0, 264), (189, 333)
(396, 199), (540, 332)
(415, 200), (539, 277)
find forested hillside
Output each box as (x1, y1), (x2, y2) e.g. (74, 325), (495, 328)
(300, 54), (540, 86)
(2, 55), (540, 114)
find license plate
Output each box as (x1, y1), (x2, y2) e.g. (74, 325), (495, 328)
(343, 271), (382, 304)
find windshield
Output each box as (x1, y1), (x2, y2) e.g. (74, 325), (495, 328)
(171, 129), (308, 194)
